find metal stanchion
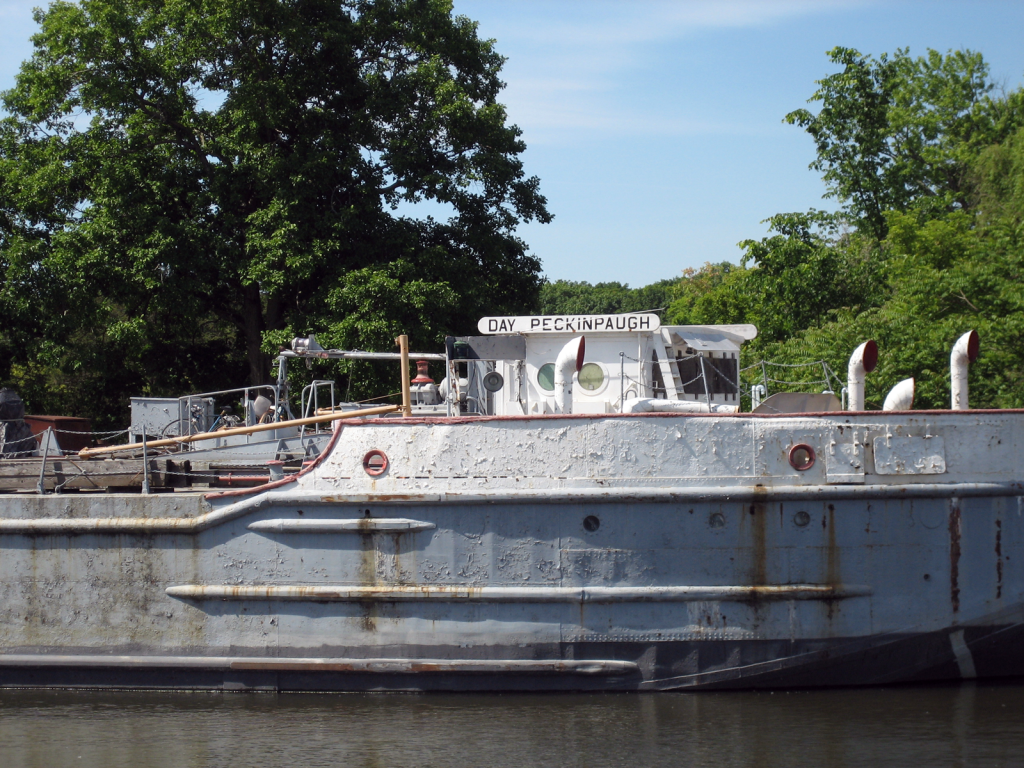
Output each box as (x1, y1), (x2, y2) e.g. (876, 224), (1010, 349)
(141, 431), (151, 494)
(620, 352), (625, 410)
(699, 356), (713, 411)
(36, 427), (53, 495)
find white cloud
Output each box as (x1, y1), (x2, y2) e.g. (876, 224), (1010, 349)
(458, 0), (875, 143)
(487, 0), (856, 47)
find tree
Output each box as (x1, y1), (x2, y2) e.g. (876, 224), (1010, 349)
(753, 127), (1024, 409)
(537, 279), (677, 316)
(785, 47), (1023, 239)
(663, 216), (881, 349)
(737, 210), (883, 345)
(659, 48), (1024, 410)
(665, 262), (752, 328)
(0, 0), (549, 420)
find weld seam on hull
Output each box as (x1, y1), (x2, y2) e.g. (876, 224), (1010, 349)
(164, 583), (872, 602)
(0, 655), (636, 676)
(316, 482), (1024, 506)
(0, 482), (1020, 535)
(247, 518), (436, 533)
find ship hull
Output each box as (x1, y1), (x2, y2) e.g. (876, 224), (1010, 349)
(1, 411), (1022, 691)
(1, 623), (1023, 692)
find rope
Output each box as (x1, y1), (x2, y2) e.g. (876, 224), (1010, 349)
(352, 391), (401, 404)
(53, 427), (131, 436)
(739, 358), (844, 401)
(763, 378), (830, 387)
(741, 359), (836, 371)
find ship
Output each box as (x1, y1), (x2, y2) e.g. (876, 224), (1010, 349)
(0, 313), (1020, 691)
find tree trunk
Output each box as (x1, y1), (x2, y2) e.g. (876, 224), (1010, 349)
(242, 283), (268, 385)
(265, 294), (282, 334)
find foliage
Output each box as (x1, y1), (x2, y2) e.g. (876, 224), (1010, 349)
(537, 279), (677, 316)
(785, 47), (1024, 239)
(4, 28), (1024, 420)
(736, 211), (883, 344)
(665, 215), (883, 348)
(0, 0), (549, 424)
(577, 48), (1024, 412)
(665, 262), (750, 327)
(747, 127), (1024, 409)
(701, 48), (1024, 409)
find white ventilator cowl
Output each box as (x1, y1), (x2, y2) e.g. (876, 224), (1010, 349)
(847, 340), (878, 411)
(554, 336), (586, 414)
(950, 330), (979, 410)
(882, 378), (915, 411)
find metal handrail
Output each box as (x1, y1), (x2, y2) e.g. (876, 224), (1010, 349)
(300, 381), (337, 436)
(177, 385), (281, 442)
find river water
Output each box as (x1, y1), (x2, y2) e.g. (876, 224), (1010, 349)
(1, 682), (1022, 767)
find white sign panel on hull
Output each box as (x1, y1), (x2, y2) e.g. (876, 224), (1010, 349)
(478, 314), (661, 335)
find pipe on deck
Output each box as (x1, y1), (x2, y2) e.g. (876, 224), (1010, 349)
(78, 404), (400, 459)
(951, 330), (980, 410)
(882, 378), (915, 411)
(847, 340), (878, 411)
(554, 336), (586, 414)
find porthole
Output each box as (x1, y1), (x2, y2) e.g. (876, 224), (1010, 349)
(363, 449), (389, 476)
(788, 444), (816, 471)
(537, 362), (555, 392)
(583, 515), (601, 532)
(577, 363), (605, 392)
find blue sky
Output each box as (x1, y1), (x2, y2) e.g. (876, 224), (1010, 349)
(3, 0), (1024, 287)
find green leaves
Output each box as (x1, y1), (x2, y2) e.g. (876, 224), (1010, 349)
(786, 46), (1021, 238)
(654, 49), (1024, 411)
(538, 279), (678, 317)
(734, 124), (1024, 410)
(678, 48), (1024, 409)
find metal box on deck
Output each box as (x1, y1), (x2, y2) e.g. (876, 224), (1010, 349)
(23, 416), (93, 453)
(130, 397), (214, 440)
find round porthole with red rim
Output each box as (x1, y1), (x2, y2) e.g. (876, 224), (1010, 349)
(788, 444), (816, 471)
(363, 450), (389, 476)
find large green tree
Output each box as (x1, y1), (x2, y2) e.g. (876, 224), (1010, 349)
(785, 47), (1023, 239)
(0, 0), (549, 421)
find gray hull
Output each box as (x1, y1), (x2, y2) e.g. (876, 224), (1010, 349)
(1, 411), (1022, 691)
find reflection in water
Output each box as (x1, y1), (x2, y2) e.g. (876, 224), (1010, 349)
(1, 682), (1022, 768)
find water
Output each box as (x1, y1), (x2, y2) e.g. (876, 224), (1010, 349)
(1, 683), (1022, 767)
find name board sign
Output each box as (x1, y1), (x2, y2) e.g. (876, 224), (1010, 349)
(478, 314), (661, 335)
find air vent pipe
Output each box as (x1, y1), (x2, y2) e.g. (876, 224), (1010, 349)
(554, 336), (586, 414)
(950, 330), (980, 410)
(882, 378), (915, 411)
(847, 340), (878, 411)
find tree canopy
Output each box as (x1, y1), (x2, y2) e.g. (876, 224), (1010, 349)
(537, 279), (677, 317)
(785, 47), (1023, 239)
(4, 31), (1023, 419)
(0, 0), (549, 423)
(662, 47), (1024, 410)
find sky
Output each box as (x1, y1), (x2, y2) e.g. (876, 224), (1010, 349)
(3, 0), (1024, 287)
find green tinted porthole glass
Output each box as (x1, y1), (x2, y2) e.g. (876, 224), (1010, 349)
(537, 363), (555, 392)
(578, 363), (604, 391)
